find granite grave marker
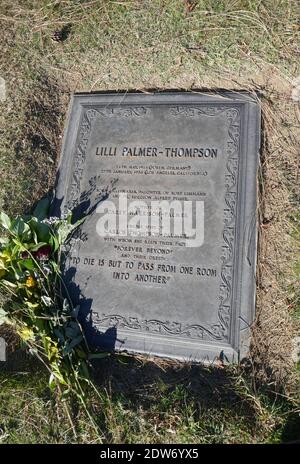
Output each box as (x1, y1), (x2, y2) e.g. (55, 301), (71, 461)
(55, 92), (260, 362)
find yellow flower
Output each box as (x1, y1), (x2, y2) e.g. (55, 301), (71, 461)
(25, 276), (36, 288)
(0, 251), (10, 278)
(25, 300), (39, 310)
(48, 344), (59, 363)
(18, 326), (34, 341)
(0, 250), (11, 261)
(44, 336), (60, 363)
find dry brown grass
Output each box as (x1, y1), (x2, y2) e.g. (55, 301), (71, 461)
(253, 90), (300, 394)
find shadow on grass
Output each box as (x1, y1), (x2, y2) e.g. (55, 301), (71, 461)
(90, 355), (300, 443)
(1, 343), (299, 444)
(280, 412), (300, 443)
(90, 355), (261, 440)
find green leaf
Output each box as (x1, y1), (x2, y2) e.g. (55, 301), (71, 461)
(14, 268), (25, 280)
(48, 373), (57, 391)
(71, 217), (85, 234)
(50, 367), (67, 386)
(53, 328), (65, 344)
(50, 260), (59, 273)
(0, 212), (11, 231)
(11, 218), (30, 238)
(66, 211), (72, 224)
(63, 335), (83, 355)
(49, 234), (59, 252)
(21, 259), (35, 271)
(11, 241), (22, 255)
(28, 242), (47, 252)
(32, 229), (38, 244)
(79, 360), (90, 380)
(65, 323), (80, 339)
(75, 347), (87, 359)
(33, 198), (50, 221)
(25, 301), (39, 310)
(0, 237), (9, 246)
(22, 227), (32, 242)
(29, 219), (50, 243)
(56, 216), (85, 245)
(56, 223), (71, 245)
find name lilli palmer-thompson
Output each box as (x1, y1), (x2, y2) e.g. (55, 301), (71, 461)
(95, 146), (218, 158)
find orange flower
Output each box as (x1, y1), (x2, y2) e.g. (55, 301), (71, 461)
(25, 276), (36, 288)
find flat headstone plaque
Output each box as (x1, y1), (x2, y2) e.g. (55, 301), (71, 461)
(55, 92), (260, 362)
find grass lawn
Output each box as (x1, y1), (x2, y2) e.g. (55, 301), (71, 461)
(0, 0), (299, 444)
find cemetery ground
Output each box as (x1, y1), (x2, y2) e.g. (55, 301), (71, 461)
(0, 0), (299, 444)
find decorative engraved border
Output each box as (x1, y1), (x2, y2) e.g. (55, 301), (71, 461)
(65, 103), (240, 343)
(63, 106), (148, 215)
(92, 313), (224, 340)
(170, 106), (240, 341)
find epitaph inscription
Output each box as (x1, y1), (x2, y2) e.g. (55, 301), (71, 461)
(55, 93), (260, 362)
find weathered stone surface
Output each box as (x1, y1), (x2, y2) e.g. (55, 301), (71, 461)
(0, 337), (6, 362)
(54, 92), (260, 362)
